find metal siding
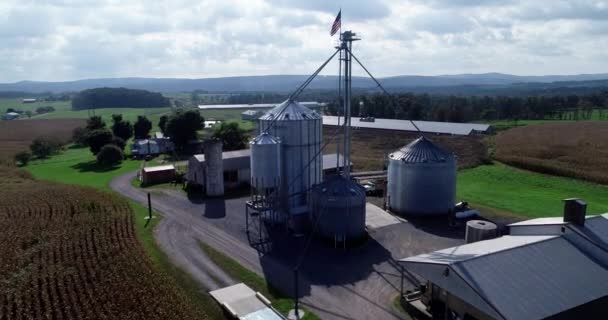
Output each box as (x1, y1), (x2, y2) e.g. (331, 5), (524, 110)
(388, 158), (456, 215)
(250, 134), (281, 189)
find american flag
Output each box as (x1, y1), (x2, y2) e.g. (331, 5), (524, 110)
(330, 10), (341, 36)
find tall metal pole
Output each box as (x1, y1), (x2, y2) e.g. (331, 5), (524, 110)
(341, 31), (359, 179)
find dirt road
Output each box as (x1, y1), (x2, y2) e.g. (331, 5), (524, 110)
(111, 171), (460, 319)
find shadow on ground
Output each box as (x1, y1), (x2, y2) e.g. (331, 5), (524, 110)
(71, 160), (120, 173)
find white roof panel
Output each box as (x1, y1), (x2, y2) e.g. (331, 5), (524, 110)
(143, 164), (175, 172)
(322, 116), (490, 136)
(508, 217), (567, 227)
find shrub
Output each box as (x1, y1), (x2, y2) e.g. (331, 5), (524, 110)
(96, 144), (123, 166)
(30, 137), (62, 159)
(14, 151), (32, 166)
(72, 127), (90, 146)
(111, 136), (126, 150)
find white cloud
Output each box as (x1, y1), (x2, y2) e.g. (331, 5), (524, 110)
(0, 0), (607, 82)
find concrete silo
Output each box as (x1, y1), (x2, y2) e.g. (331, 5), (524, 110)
(204, 139), (224, 197)
(310, 175), (367, 244)
(258, 99), (323, 229)
(387, 136), (456, 216)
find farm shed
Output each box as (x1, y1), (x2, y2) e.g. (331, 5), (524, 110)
(400, 200), (608, 320)
(241, 110), (263, 121)
(2, 112), (20, 120)
(198, 101), (324, 110)
(323, 116), (491, 136)
(22, 98), (37, 103)
(187, 149), (349, 189)
(140, 165), (176, 185)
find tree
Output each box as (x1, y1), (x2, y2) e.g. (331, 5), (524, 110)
(165, 110), (205, 152)
(133, 116), (152, 139)
(158, 115), (169, 134)
(111, 136), (126, 151)
(25, 110), (32, 118)
(96, 144), (123, 166)
(213, 122), (248, 151)
(111, 114), (133, 141)
(72, 127), (89, 146)
(30, 137), (61, 159)
(86, 116), (106, 130)
(14, 151), (32, 166)
(86, 129), (113, 155)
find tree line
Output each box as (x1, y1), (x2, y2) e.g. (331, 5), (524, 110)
(71, 87), (170, 110)
(323, 92), (608, 122)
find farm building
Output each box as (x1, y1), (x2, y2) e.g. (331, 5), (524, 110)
(241, 110), (263, 121)
(400, 199), (608, 320)
(198, 101), (325, 110)
(22, 98), (37, 103)
(187, 149), (350, 191)
(323, 116), (491, 136)
(131, 138), (174, 157)
(140, 164), (176, 185)
(2, 112), (20, 120)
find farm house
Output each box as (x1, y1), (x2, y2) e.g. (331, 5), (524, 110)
(140, 164), (176, 185)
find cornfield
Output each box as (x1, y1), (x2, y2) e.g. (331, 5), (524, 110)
(0, 173), (207, 320)
(495, 122), (608, 184)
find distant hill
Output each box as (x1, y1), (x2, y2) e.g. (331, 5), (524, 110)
(1, 73), (607, 94)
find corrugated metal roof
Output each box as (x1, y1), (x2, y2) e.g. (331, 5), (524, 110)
(198, 101), (321, 110)
(388, 136), (453, 163)
(579, 214), (608, 246)
(250, 133), (280, 145)
(401, 234), (608, 320)
(322, 116), (490, 135)
(508, 217), (567, 227)
(143, 164), (175, 173)
(259, 100), (321, 121)
(190, 150), (347, 171)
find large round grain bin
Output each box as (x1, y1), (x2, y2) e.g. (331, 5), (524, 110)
(204, 139), (224, 197)
(250, 133), (281, 190)
(310, 175), (367, 244)
(258, 99), (322, 228)
(387, 136), (456, 216)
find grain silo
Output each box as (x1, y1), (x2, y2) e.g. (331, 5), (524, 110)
(250, 133), (281, 190)
(204, 139), (224, 197)
(387, 136), (456, 216)
(258, 99), (323, 229)
(310, 175), (367, 244)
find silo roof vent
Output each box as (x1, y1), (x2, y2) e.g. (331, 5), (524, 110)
(389, 136), (452, 163)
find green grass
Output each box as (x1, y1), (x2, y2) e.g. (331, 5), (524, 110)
(198, 107), (265, 131)
(457, 163), (608, 218)
(199, 241), (320, 320)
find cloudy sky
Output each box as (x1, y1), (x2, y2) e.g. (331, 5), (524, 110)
(1, 0), (607, 82)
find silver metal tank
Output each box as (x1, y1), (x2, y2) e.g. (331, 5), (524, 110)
(250, 133), (281, 190)
(204, 139), (224, 196)
(387, 136), (456, 216)
(310, 175), (367, 243)
(258, 99), (323, 225)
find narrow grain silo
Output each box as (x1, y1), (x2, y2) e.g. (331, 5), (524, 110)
(387, 136), (456, 216)
(204, 139), (224, 197)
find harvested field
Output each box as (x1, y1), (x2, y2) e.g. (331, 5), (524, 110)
(0, 119), (85, 164)
(495, 122), (608, 184)
(0, 172), (207, 320)
(323, 126), (489, 171)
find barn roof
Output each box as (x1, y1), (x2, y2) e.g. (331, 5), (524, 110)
(322, 116), (490, 135)
(190, 150), (349, 171)
(142, 164), (175, 173)
(401, 234), (608, 320)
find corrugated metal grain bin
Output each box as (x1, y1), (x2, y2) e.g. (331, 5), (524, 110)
(387, 136), (456, 216)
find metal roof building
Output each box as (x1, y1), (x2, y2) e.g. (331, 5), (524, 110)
(198, 101), (324, 110)
(401, 211), (608, 320)
(322, 116), (491, 135)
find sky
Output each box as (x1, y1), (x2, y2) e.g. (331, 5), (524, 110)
(0, 0), (607, 82)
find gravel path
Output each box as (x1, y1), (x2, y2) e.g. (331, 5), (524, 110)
(111, 171), (462, 320)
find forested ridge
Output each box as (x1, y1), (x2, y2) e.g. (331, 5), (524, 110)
(71, 87), (170, 110)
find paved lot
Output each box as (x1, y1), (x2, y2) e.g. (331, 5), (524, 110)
(111, 172), (463, 320)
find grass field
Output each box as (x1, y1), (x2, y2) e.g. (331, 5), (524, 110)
(199, 241), (320, 320)
(495, 122), (608, 184)
(457, 163), (608, 218)
(0, 98), (72, 115)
